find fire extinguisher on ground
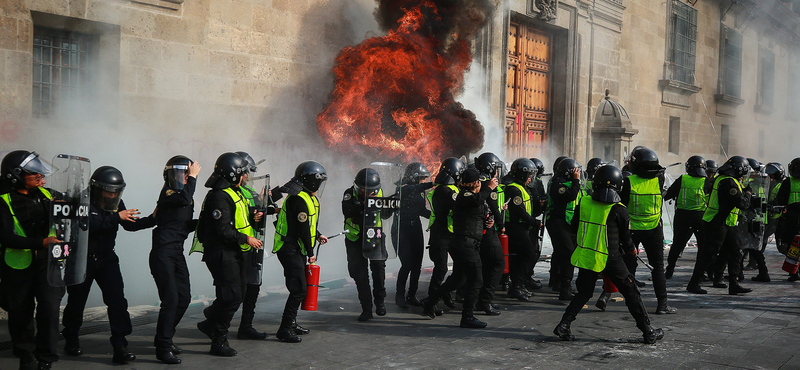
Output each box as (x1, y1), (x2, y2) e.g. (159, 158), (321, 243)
(499, 233), (510, 274)
(301, 229), (349, 311)
(782, 235), (800, 274)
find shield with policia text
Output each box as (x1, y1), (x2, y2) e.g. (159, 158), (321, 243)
(47, 154), (90, 287)
(242, 173), (270, 284)
(737, 172), (768, 250)
(361, 162), (402, 260)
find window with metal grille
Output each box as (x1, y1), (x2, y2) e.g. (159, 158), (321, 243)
(668, 0), (697, 84)
(721, 26), (742, 98)
(32, 27), (92, 117)
(757, 47), (775, 110)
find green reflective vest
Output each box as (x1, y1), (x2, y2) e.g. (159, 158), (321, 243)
(789, 178), (800, 205)
(571, 197), (617, 272)
(768, 182), (782, 222)
(703, 175), (742, 227)
(0, 187), (53, 270)
(190, 188), (255, 254)
(676, 174), (707, 211)
(344, 188), (383, 241)
(546, 180), (586, 224)
(273, 191), (319, 255)
(427, 185), (459, 233)
(508, 182), (532, 218)
(241, 185), (257, 208)
(496, 184), (508, 225)
(628, 175), (662, 230)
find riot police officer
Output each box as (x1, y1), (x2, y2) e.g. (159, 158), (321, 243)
(473, 153), (505, 314)
(342, 168), (390, 321)
(749, 162), (786, 282)
(553, 165), (664, 344)
(0, 151), (65, 370)
(687, 156), (753, 294)
(504, 158), (540, 301)
(706, 160), (719, 178)
(775, 158), (800, 282)
(584, 158), (607, 193)
(621, 147), (676, 314)
(61, 166), (156, 364)
(426, 158), (465, 313)
(272, 161), (329, 343)
(525, 157), (547, 291)
(394, 163), (433, 308)
(546, 158), (584, 300)
(149, 155), (200, 364)
(663, 155), (711, 279)
(194, 153), (264, 356)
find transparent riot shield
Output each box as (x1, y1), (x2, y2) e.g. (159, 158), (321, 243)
(47, 154), (90, 287)
(362, 162), (403, 260)
(737, 173), (768, 250)
(244, 174), (270, 284)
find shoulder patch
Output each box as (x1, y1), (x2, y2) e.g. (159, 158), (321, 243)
(558, 187), (567, 194)
(212, 210), (222, 220)
(729, 188), (739, 195)
(298, 212), (308, 222)
(452, 192), (458, 201)
(464, 192), (473, 197)
(513, 196), (523, 205)
(165, 189), (175, 196)
(344, 193), (352, 201)
(490, 192), (498, 200)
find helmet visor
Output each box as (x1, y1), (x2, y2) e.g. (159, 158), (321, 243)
(21, 152), (53, 176)
(165, 164), (189, 190)
(93, 188), (124, 212)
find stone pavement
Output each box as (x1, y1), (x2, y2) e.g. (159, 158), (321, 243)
(1, 247), (799, 369)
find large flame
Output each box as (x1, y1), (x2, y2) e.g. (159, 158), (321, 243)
(317, 0), (493, 170)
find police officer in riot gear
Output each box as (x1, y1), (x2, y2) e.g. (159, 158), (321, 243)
(687, 156), (753, 294)
(554, 165), (664, 344)
(525, 157), (547, 291)
(395, 162), (433, 308)
(273, 161), (329, 343)
(775, 157), (800, 282)
(547, 158), (584, 300)
(504, 158), (541, 301)
(426, 158), (465, 313)
(61, 166), (156, 364)
(0, 151), (64, 370)
(585, 158), (607, 184)
(706, 160), (719, 178)
(663, 155), (711, 279)
(195, 153), (264, 356)
(473, 153), (505, 314)
(343, 168), (390, 321)
(149, 155), (200, 364)
(749, 162), (786, 282)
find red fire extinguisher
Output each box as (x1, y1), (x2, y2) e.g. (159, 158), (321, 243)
(783, 235), (800, 274)
(302, 263), (321, 311)
(499, 233), (509, 274)
(602, 273), (618, 293)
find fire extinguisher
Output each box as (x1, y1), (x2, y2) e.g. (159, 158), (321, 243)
(782, 235), (800, 274)
(302, 263), (321, 311)
(499, 233), (509, 274)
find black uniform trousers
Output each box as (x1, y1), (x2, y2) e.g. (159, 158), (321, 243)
(506, 223), (535, 289)
(667, 209), (705, 269)
(397, 220), (425, 297)
(276, 240), (307, 329)
(547, 218), (576, 284)
(427, 234), (452, 296)
(528, 226), (542, 278)
(478, 228), (505, 305)
(240, 249), (262, 328)
(149, 245), (191, 351)
(345, 239), (386, 311)
(563, 254), (649, 328)
(429, 236), (483, 317)
(625, 226), (668, 303)
(203, 248), (246, 338)
(689, 221), (743, 287)
(1, 258), (65, 363)
(62, 252), (131, 349)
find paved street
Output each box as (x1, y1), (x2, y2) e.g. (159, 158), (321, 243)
(1, 246), (798, 369)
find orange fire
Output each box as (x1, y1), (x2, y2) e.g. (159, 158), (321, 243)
(317, 1), (487, 170)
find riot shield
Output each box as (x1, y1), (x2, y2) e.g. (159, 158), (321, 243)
(737, 173), (768, 250)
(362, 162), (402, 260)
(244, 174), (271, 284)
(47, 154), (90, 287)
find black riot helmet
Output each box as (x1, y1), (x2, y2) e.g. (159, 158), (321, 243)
(685, 155), (707, 177)
(476, 152), (502, 179)
(294, 160), (327, 193)
(746, 158), (763, 174)
(530, 158), (545, 177)
(592, 165), (624, 203)
(235, 151), (258, 173)
(91, 166), (126, 212)
(586, 158), (607, 181)
(706, 159), (718, 177)
(553, 156), (569, 174)
(354, 168), (381, 196)
(1, 150), (52, 189)
(764, 162), (785, 181)
(629, 147), (664, 178)
(510, 158), (538, 185)
(556, 158), (581, 180)
(205, 152), (247, 189)
(434, 158), (465, 185)
(163, 155), (192, 191)
(403, 162), (430, 185)
(718, 156), (751, 179)
(789, 158), (800, 178)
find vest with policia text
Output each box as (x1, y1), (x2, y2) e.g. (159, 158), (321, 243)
(273, 191), (319, 256)
(676, 174), (708, 212)
(508, 183), (532, 229)
(702, 175), (742, 227)
(628, 175), (662, 230)
(344, 188), (383, 241)
(427, 184), (459, 233)
(571, 197), (618, 272)
(0, 187), (54, 270)
(546, 180), (586, 224)
(190, 187), (254, 254)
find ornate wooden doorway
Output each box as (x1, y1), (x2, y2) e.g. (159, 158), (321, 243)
(505, 18), (552, 160)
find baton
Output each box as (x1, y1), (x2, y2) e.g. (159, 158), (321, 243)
(665, 162), (681, 169)
(637, 255), (654, 272)
(327, 229), (350, 239)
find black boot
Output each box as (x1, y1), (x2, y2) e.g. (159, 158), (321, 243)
(36, 361), (51, 370)
(156, 350), (181, 364)
(526, 278), (543, 290)
(459, 315), (487, 328)
(375, 300), (387, 316)
(507, 286), (530, 302)
(712, 272), (728, 288)
(112, 346), (136, 364)
(209, 336), (237, 357)
(197, 319), (213, 340)
(276, 326), (301, 343)
(558, 280), (575, 301)
(237, 326), (268, 340)
(595, 292), (611, 311)
(789, 273), (800, 282)
(395, 291), (409, 309)
(63, 335), (82, 356)
(640, 325), (665, 344)
(655, 299), (677, 314)
(665, 264), (675, 279)
(420, 298), (437, 319)
(406, 294), (422, 306)
(728, 277), (752, 295)
(292, 320), (310, 335)
(475, 301), (501, 316)
(171, 345), (183, 355)
(441, 293), (456, 309)
(751, 274), (771, 282)
(553, 319), (574, 341)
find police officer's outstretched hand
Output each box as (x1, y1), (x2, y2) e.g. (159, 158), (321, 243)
(188, 161), (201, 178)
(247, 236), (263, 250)
(119, 208), (141, 222)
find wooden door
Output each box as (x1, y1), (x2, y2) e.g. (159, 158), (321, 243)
(505, 19), (552, 160)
